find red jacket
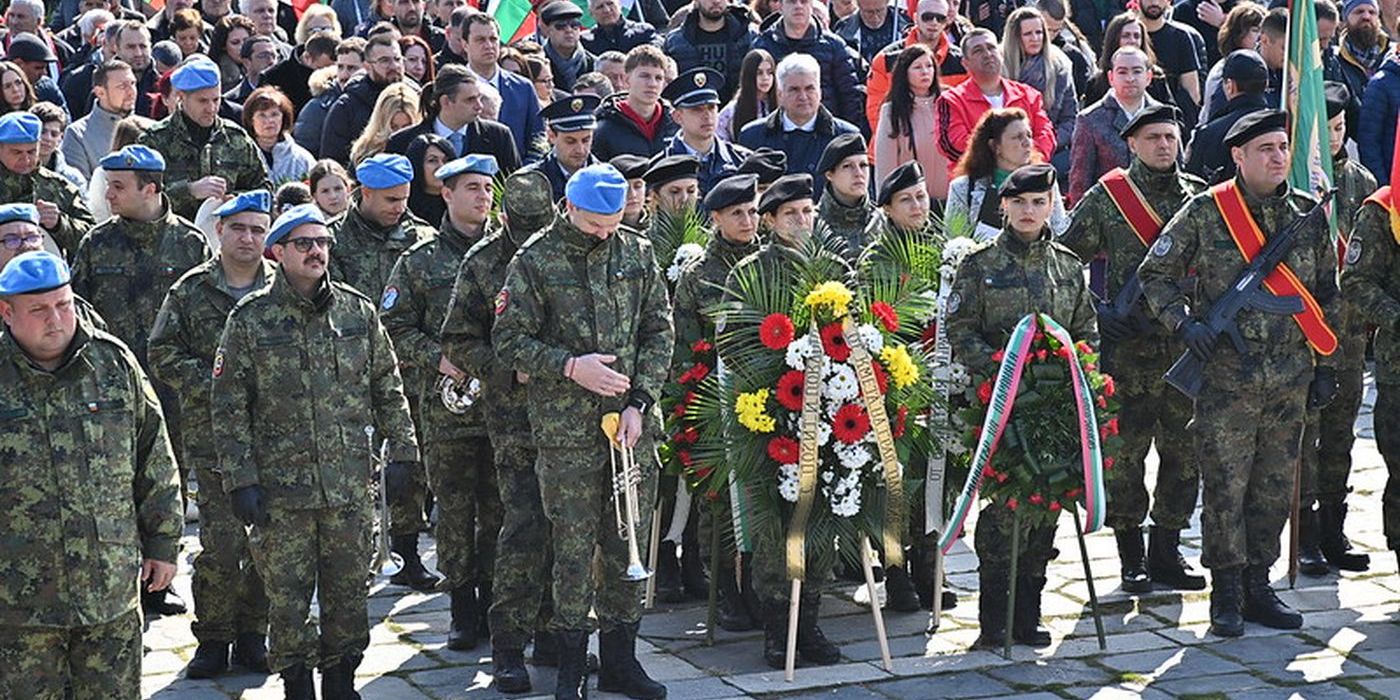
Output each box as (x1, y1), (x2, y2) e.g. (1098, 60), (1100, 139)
(933, 77), (1056, 179)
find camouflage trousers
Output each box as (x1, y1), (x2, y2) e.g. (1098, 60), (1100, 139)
(424, 433), (500, 589)
(1196, 361), (1309, 570)
(390, 400), (429, 537)
(248, 503), (372, 672)
(0, 608), (141, 700)
(1376, 383), (1400, 550)
(537, 442), (657, 633)
(489, 440), (552, 650)
(974, 503), (1059, 584)
(190, 463), (269, 643)
(750, 519), (833, 605)
(1301, 328), (1368, 506)
(1104, 342), (1199, 531)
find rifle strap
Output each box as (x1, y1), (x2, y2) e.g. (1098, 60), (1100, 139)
(1101, 168), (1164, 248)
(1212, 182), (1339, 356)
(1362, 187), (1400, 247)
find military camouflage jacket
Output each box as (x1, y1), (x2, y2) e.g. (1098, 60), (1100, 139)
(0, 163), (96, 255)
(0, 321), (182, 628)
(69, 200), (213, 364)
(1341, 200), (1400, 384)
(947, 229), (1099, 374)
(329, 204), (436, 299)
(1334, 153), (1377, 241)
(136, 113), (269, 221)
(381, 216), (491, 439)
(210, 270), (420, 508)
(1137, 179), (1340, 374)
(672, 232), (760, 377)
(815, 187), (878, 261)
(494, 215), (675, 448)
(148, 257), (275, 459)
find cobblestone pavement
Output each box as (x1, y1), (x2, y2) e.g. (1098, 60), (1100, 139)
(143, 372), (1400, 699)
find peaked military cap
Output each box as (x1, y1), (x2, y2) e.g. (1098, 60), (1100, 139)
(757, 173), (813, 215)
(215, 190), (273, 217)
(542, 93), (601, 132)
(663, 68), (724, 108)
(0, 203), (40, 225)
(0, 111), (40, 144)
(876, 161), (925, 206)
(704, 174), (758, 212)
(1223, 108), (1288, 149)
(738, 148), (787, 185)
(998, 163), (1057, 198)
(1120, 103), (1181, 138)
(643, 154), (699, 188)
(0, 250), (69, 296)
(816, 132), (868, 175)
(99, 144), (167, 172)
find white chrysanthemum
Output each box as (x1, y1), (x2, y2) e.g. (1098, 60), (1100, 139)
(785, 336), (816, 370)
(778, 464), (800, 502)
(817, 421), (832, 446)
(942, 236), (978, 265)
(854, 324), (884, 353)
(831, 490), (861, 517)
(824, 364), (859, 402)
(837, 443), (870, 471)
(672, 243), (705, 268)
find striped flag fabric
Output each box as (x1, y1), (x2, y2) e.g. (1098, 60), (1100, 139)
(1284, 0), (1335, 237)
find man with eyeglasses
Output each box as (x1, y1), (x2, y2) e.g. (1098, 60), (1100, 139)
(149, 190), (276, 681)
(865, 0), (969, 142)
(210, 201), (420, 700)
(0, 112), (94, 258)
(224, 34), (280, 116)
(0, 203), (104, 328)
(539, 0), (596, 92)
(322, 33), (405, 164)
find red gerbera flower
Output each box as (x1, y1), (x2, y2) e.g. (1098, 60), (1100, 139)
(1104, 418), (1119, 437)
(671, 403), (687, 419)
(1035, 349), (1049, 362)
(893, 405), (908, 438)
(832, 403), (870, 444)
(687, 362), (710, 384)
(991, 350), (1005, 363)
(1103, 375), (1116, 398)
(1096, 395), (1107, 409)
(677, 426), (698, 444)
(995, 470), (1009, 483)
(767, 435), (800, 464)
(1064, 487), (1083, 499)
(775, 370), (805, 411)
(1049, 501), (1062, 512)
(677, 450), (694, 467)
(1006, 497), (1019, 511)
(1029, 493), (1044, 505)
(976, 380), (993, 405)
(691, 339), (713, 354)
(820, 322), (851, 361)
(1104, 456), (1116, 469)
(759, 313), (796, 350)
(872, 360), (889, 395)
(870, 301), (899, 332)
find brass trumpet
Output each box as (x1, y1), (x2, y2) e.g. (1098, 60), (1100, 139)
(436, 373), (481, 414)
(602, 412), (652, 582)
(365, 425), (404, 578)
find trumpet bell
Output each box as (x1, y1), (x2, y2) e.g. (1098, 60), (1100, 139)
(377, 550), (405, 578)
(623, 563), (653, 582)
(438, 374), (481, 415)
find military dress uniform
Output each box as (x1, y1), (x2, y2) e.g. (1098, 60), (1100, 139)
(518, 93), (603, 202)
(659, 69), (751, 195)
(0, 111), (95, 256)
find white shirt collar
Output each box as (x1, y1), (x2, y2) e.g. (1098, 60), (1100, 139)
(781, 112), (817, 132)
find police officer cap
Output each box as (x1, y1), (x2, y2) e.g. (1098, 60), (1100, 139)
(1120, 103), (1180, 138)
(7, 33), (55, 63)
(566, 163), (628, 214)
(265, 204), (328, 248)
(703, 174), (758, 212)
(662, 68), (724, 108)
(1324, 81), (1351, 120)
(357, 153), (414, 189)
(757, 174), (814, 215)
(541, 93), (601, 132)
(816, 133), (868, 175)
(435, 153), (499, 183)
(1223, 108), (1288, 149)
(539, 0), (583, 23)
(99, 144), (167, 172)
(998, 163), (1057, 198)
(643, 154), (699, 188)
(170, 56), (222, 92)
(610, 153), (649, 180)
(738, 148), (787, 185)
(876, 161), (926, 206)
(0, 203), (40, 226)
(1221, 49), (1268, 83)
(215, 189), (272, 217)
(0, 250), (70, 296)
(0, 111), (40, 144)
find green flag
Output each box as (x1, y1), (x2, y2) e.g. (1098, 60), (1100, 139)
(1285, 0), (1336, 237)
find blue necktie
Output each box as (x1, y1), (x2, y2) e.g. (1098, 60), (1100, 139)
(449, 131), (465, 157)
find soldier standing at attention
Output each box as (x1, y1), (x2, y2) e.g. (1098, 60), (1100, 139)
(1138, 109), (1341, 637)
(494, 164), (673, 700)
(0, 111), (95, 256)
(875, 162), (934, 237)
(210, 204), (421, 700)
(441, 168), (559, 694)
(136, 56), (269, 222)
(1059, 104), (1209, 594)
(0, 251), (183, 699)
(612, 154), (651, 231)
(381, 155), (503, 651)
(814, 133), (877, 259)
(520, 94), (602, 202)
(148, 191), (276, 680)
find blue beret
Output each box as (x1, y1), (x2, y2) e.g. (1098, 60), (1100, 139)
(357, 153), (414, 189)
(99, 144), (167, 172)
(0, 250), (70, 296)
(565, 164), (628, 215)
(435, 154), (499, 182)
(0, 203), (40, 225)
(170, 56), (221, 92)
(215, 190), (273, 217)
(0, 112), (40, 144)
(266, 204), (328, 248)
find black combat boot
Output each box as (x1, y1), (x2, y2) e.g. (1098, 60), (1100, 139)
(1242, 565), (1303, 629)
(447, 585), (479, 650)
(884, 564), (922, 612)
(1147, 526), (1207, 590)
(1208, 567), (1245, 637)
(971, 572), (1009, 649)
(796, 591), (841, 665)
(762, 599), (793, 669)
(534, 631), (598, 672)
(716, 566), (756, 631)
(142, 587), (187, 617)
(477, 581), (494, 639)
(654, 541), (684, 603)
(492, 647), (531, 694)
(232, 632), (269, 673)
(389, 533), (443, 591)
(1011, 575), (1052, 647)
(739, 553), (763, 623)
(1297, 509), (1331, 576)
(1318, 502), (1371, 571)
(598, 622), (667, 699)
(319, 655), (363, 700)
(553, 630), (590, 700)
(1114, 527), (1152, 593)
(280, 664), (314, 700)
(186, 641), (229, 679)
(680, 521), (709, 600)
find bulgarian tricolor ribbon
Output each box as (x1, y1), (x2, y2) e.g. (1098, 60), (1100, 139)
(937, 314), (1108, 554)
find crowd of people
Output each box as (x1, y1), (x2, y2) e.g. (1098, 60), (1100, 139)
(2, 0), (1400, 698)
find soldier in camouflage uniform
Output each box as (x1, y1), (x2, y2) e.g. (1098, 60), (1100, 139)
(814, 133), (878, 261)
(440, 168), (558, 694)
(381, 155), (502, 651)
(210, 204), (420, 700)
(0, 111), (95, 256)
(519, 94), (602, 202)
(330, 153), (441, 590)
(0, 251), (184, 700)
(947, 164), (1098, 650)
(148, 191), (276, 680)
(135, 57), (269, 221)
(1059, 105), (1209, 593)
(1138, 110), (1341, 637)
(494, 164), (673, 700)
(0, 205), (105, 329)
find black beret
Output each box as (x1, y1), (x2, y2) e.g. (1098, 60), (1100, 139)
(816, 132), (868, 175)
(875, 161), (925, 206)
(1324, 80), (1350, 120)
(1120, 103), (1181, 138)
(539, 0), (583, 23)
(1223, 108), (1287, 149)
(738, 148), (787, 185)
(663, 68), (724, 108)
(998, 164), (1057, 198)
(610, 153), (649, 180)
(541, 94), (601, 131)
(757, 174), (813, 215)
(704, 174), (758, 212)
(1221, 49), (1268, 83)
(642, 154), (700, 187)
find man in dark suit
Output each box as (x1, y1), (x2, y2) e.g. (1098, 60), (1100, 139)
(461, 12), (545, 162)
(386, 64), (522, 174)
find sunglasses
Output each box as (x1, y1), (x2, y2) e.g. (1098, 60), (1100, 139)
(552, 19), (583, 29)
(920, 11), (947, 23)
(1, 233), (41, 250)
(284, 236), (334, 252)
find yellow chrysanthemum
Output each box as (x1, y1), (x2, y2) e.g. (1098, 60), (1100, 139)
(880, 344), (920, 389)
(735, 389), (776, 433)
(804, 281), (854, 317)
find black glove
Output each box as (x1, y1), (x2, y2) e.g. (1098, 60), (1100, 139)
(1097, 308), (1134, 344)
(1307, 367), (1338, 410)
(230, 485), (269, 527)
(1178, 320), (1216, 361)
(384, 461), (415, 503)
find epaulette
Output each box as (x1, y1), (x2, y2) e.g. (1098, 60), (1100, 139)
(332, 280), (374, 304)
(1180, 172), (1209, 188)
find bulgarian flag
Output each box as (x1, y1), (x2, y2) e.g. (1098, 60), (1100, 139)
(1284, 0), (1335, 239)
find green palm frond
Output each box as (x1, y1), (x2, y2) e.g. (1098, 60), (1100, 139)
(650, 206), (711, 274)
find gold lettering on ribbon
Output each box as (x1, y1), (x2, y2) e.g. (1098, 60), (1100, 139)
(843, 317), (906, 570)
(786, 323), (824, 581)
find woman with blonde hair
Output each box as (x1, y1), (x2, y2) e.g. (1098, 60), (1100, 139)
(1002, 6), (1078, 175)
(945, 107), (1067, 241)
(349, 82), (421, 166)
(295, 4), (342, 44)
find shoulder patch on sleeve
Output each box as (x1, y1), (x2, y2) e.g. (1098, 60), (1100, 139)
(381, 286), (399, 310)
(1151, 233), (1174, 257)
(947, 291), (962, 315)
(495, 288), (510, 316)
(1345, 238), (1363, 266)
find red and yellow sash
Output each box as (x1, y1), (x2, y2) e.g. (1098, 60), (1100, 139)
(1101, 168), (1164, 248)
(1362, 186), (1400, 246)
(1211, 182), (1338, 356)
